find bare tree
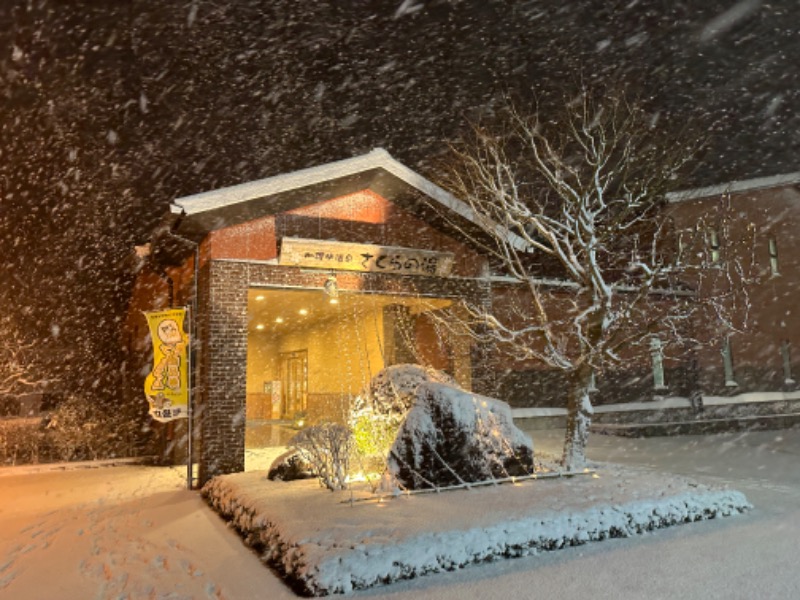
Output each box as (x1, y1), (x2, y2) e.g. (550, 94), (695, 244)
(439, 90), (756, 471)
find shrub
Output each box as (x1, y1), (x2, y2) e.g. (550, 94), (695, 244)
(349, 405), (401, 481)
(0, 396), (150, 466)
(289, 423), (353, 491)
(351, 408), (399, 457)
(45, 396), (143, 462)
(0, 418), (48, 465)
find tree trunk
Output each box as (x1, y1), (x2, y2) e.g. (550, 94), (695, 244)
(561, 363), (594, 471)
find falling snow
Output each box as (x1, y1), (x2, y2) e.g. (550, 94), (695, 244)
(2, 1), (800, 597)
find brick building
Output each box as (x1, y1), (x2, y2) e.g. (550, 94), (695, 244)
(667, 172), (800, 394)
(127, 149), (505, 483)
(126, 151), (800, 482)
(510, 172), (800, 434)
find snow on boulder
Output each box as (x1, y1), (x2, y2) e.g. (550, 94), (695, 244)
(388, 382), (535, 489)
(364, 364), (456, 415)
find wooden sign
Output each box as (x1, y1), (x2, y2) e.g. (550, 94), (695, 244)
(279, 237), (454, 277)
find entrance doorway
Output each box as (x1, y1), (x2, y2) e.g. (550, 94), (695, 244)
(244, 286), (471, 466)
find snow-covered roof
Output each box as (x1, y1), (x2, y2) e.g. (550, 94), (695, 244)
(666, 171), (800, 203)
(169, 148), (525, 249)
(173, 148), (455, 216)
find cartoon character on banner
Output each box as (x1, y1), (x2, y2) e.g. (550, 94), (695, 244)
(150, 318), (186, 392)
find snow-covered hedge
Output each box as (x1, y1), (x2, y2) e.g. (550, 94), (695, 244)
(1, 396), (150, 466)
(202, 469), (751, 596)
(0, 418), (46, 465)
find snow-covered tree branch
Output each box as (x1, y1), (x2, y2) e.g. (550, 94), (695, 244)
(438, 89), (758, 471)
(0, 316), (50, 401)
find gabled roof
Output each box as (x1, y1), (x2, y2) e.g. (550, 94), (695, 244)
(168, 148), (523, 250)
(666, 171), (800, 203)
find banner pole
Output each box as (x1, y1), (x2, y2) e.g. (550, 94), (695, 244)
(186, 303), (193, 490)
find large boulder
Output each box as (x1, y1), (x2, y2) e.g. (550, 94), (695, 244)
(387, 382), (535, 490)
(364, 364), (456, 416)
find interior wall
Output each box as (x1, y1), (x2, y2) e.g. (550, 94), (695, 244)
(276, 306), (386, 422)
(245, 334), (279, 420)
(246, 287), (469, 426)
(246, 336), (279, 394)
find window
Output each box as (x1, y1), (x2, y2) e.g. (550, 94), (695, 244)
(650, 336), (668, 390)
(708, 229), (720, 264)
(768, 237), (780, 276)
(722, 336), (737, 387)
(782, 340), (794, 385)
(588, 370), (599, 393)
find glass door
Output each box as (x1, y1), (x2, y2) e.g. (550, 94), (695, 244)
(279, 349), (308, 418)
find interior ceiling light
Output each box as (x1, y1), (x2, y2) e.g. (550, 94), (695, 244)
(299, 308), (309, 316)
(324, 275), (339, 301)
(275, 317), (284, 324)
(329, 297), (339, 305)
(255, 323), (265, 330)
(255, 294), (265, 301)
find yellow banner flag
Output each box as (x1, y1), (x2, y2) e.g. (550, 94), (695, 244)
(144, 308), (189, 422)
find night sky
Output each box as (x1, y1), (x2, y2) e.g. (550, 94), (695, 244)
(1, 0), (798, 400)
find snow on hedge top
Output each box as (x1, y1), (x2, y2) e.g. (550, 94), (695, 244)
(203, 462), (751, 596)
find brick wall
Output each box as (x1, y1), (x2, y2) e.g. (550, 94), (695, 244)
(668, 185), (800, 381)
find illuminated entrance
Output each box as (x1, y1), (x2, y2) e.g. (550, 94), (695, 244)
(245, 287), (468, 451)
(130, 150), (503, 483)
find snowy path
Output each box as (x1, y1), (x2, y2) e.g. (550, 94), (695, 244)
(0, 466), (295, 600)
(1, 429), (798, 599)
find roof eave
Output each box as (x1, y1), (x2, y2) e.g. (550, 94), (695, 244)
(667, 171), (800, 203)
(170, 148), (394, 216)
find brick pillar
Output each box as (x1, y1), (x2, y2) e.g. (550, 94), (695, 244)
(198, 262), (249, 485)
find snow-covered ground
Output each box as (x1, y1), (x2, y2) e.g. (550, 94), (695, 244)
(0, 464), (297, 600)
(1, 429), (799, 599)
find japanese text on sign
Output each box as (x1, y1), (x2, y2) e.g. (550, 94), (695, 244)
(279, 238), (455, 277)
